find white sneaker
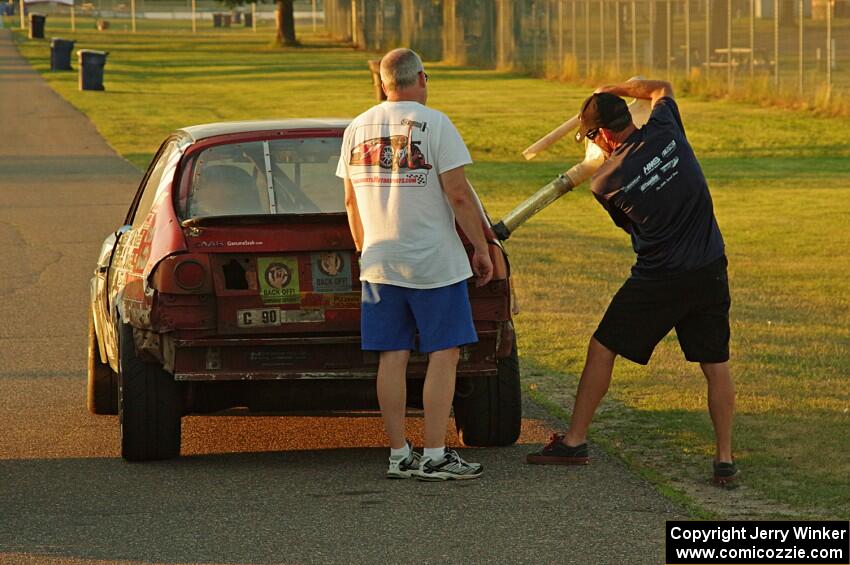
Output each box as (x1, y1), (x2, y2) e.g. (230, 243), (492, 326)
(386, 445), (422, 479)
(413, 449), (483, 481)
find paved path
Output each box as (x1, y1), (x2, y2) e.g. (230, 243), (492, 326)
(0, 29), (686, 565)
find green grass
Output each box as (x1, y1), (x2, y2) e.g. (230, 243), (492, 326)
(11, 24), (850, 518)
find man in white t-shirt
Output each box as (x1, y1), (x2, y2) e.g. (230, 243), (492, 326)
(337, 48), (493, 481)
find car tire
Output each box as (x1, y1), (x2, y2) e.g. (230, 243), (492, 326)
(453, 338), (522, 447)
(118, 322), (182, 461)
(87, 312), (119, 415)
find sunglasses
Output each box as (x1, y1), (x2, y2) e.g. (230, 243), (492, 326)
(585, 128), (600, 141)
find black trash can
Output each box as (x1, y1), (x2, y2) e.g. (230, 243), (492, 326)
(212, 13), (222, 27)
(29, 13), (46, 39)
(243, 12), (252, 27)
(50, 38), (75, 71)
(77, 49), (108, 91)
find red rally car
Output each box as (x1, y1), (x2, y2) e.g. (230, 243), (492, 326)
(88, 119), (520, 461)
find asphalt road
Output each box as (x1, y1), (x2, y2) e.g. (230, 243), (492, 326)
(0, 29), (686, 565)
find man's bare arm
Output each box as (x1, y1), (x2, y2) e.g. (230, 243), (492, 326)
(343, 177), (364, 252)
(595, 79), (674, 108)
(439, 166), (493, 287)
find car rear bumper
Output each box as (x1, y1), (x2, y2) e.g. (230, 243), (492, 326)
(170, 331), (500, 381)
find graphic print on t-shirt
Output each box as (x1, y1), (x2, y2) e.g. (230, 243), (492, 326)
(347, 119), (433, 188)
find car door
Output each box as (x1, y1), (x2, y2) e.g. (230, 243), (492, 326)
(96, 138), (182, 369)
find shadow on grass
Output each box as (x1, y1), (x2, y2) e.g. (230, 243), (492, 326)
(521, 352), (850, 519)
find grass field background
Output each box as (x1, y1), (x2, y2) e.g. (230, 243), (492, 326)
(10, 22), (850, 518)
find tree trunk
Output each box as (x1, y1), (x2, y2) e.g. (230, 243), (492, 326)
(275, 0), (298, 46)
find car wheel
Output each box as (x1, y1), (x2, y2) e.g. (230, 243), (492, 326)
(453, 338), (522, 447)
(87, 312), (119, 415)
(118, 322), (182, 461)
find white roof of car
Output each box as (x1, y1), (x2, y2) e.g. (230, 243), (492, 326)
(179, 119), (351, 142)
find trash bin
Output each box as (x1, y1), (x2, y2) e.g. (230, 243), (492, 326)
(222, 13), (231, 26)
(50, 38), (75, 71)
(212, 13), (221, 27)
(243, 12), (252, 27)
(77, 49), (108, 91)
(28, 13), (46, 39)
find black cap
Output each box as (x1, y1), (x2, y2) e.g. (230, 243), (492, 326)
(575, 93), (631, 142)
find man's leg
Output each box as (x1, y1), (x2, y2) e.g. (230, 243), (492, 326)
(422, 347), (460, 449)
(700, 361), (735, 462)
(377, 350), (411, 450)
(564, 337), (617, 447)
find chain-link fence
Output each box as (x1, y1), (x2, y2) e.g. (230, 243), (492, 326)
(326, 0), (848, 102)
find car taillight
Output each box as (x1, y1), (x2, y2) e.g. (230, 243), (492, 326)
(174, 260), (206, 290)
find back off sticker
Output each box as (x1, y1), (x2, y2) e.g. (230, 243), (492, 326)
(311, 252), (352, 293)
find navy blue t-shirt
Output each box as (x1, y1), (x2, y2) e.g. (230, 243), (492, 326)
(590, 97), (725, 278)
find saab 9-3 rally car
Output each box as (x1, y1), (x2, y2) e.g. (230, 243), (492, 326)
(88, 120), (520, 461)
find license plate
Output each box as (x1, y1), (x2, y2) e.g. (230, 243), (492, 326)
(237, 308), (325, 328)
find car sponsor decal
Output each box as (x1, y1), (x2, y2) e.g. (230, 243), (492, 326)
(640, 174), (661, 192)
(662, 139), (677, 157)
(258, 257), (300, 305)
(642, 156), (662, 175)
(654, 170), (679, 191)
(622, 175), (642, 193)
(311, 251), (352, 293)
(660, 156), (679, 173)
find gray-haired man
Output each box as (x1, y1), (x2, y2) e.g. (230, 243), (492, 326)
(337, 48), (493, 481)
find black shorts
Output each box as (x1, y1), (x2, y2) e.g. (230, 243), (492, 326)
(593, 256), (730, 365)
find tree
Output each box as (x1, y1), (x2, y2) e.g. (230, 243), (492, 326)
(219, 0), (298, 46)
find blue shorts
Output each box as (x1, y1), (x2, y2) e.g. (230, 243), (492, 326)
(360, 281), (478, 353)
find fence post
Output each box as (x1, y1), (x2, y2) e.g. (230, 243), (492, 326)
(191, 0), (196, 33)
(351, 0), (358, 47)
(631, 0), (637, 72)
(774, 0), (779, 86)
(685, 0), (690, 74)
(559, 0), (565, 74)
(586, 0), (591, 73)
(600, 0), (605, 66)
(131, 0), (136, 32)
(798, 0), (803, 95)
(19, 0), (24, 30)
(727, 0), (732, 89)
(706, 0), (711, 79)
(616, 0), (621, 73)
(649, 0), (655, 70)
(252, 1), (256, 31)
(667, 0), (671, 79)
(826, 0), (832, 98)
(750, 0), (755, 77)
(573, 0), (577, 60)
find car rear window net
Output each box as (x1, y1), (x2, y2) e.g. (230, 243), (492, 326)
(185, 138), (344, 219)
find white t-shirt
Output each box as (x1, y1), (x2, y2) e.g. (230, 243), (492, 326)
(336, 101), (473, 289)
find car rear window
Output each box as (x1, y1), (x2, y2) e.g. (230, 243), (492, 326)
(185, 136), (344, 218)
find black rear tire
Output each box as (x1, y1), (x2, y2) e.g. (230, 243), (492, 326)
(119, 323), (182, 461)
(453, 339), (522, 447)
(87, 312), (119, 415)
